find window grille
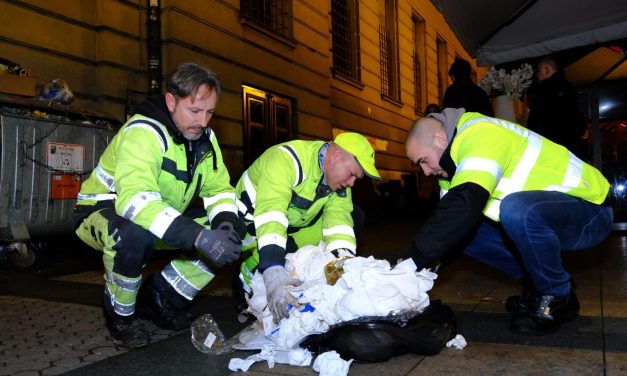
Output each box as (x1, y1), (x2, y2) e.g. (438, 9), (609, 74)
(436, 38), (447, 105)
(379, 25), (397, 99)
(241, 0), (292, 38)
(332, 0), (360, 81)
(413, 51), (422, 111)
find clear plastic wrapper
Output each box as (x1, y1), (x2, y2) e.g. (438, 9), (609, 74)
(190, 313), (233, 355)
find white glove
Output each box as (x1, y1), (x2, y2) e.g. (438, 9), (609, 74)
(262, 266), (303, 322)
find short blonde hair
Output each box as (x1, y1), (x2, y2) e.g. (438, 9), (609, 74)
(406, 117), (443, 146)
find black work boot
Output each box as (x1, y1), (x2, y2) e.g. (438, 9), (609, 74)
(136, 273), (196, 331)
(102, 293), (150, 348)
(510, 290), (580, 335)
(505, 276), (537, 315)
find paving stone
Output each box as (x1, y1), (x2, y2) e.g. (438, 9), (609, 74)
(80, 352), (110, 363)
(8, 371), (40, 376)
(41, 365), (73, 375)
(52, 356), (84, 367)
(89, 345), (125, 357)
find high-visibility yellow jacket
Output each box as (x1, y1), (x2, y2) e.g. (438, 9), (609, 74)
(409, 111), (609, 267)
(236, 140), (355, 271)
(76, 96), (239, 250)
(441, 112), (609, 220)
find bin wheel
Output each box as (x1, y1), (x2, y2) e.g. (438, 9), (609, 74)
(9, 244), (37, 269)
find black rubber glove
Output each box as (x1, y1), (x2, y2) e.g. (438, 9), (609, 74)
(195, 228), (242, 265)
(215, 221), (242, 241)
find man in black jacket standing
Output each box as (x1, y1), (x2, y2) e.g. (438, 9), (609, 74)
(527, 56), (587, 156)
(443, 59), (494, 117)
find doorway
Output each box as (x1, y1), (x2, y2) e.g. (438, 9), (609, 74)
(242, 85), (294, 166)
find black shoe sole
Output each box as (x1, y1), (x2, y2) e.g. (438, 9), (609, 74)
(510, 312), (579, 336)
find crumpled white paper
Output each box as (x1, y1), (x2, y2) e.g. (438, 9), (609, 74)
(312, 351), (353, 376)
(231, 242), (442, 372)
(228, 345), (312, 372)
(246, 244), (437, 344)
(446, 334), (467, 349)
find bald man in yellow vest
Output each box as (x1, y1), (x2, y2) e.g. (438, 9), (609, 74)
(404, 108), (612, 335)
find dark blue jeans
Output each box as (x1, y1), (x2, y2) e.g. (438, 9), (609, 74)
(463, 191), (613, 297)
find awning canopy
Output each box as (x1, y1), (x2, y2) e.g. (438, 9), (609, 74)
(430, 0), (627, 66)
(431, 0), (627, 122)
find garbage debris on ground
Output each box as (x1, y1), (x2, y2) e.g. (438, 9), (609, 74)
(218, 242), (454, 373)
(446, 334), (468, 349)
(190, 313), (232, 355)
(228, 344), (312, 372)
(312, 351), (353, 376)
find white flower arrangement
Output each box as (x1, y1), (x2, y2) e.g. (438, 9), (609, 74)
(479, 63), (534, 99)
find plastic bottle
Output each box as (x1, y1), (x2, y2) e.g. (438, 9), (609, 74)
(190, 313), (232, 355)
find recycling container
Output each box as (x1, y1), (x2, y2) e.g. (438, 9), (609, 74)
(0, 99), (120, 267)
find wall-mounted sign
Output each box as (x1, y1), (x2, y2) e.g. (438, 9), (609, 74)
(47, 142), (85, 172)
(50, 174), (81, 199)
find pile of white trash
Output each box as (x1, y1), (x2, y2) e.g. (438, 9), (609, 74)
(228, 243), (443, 375)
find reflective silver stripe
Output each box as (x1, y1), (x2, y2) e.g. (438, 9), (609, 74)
(113, 300), (135, 316)
(203, 192), (236, 208)
(257, 233), (287, 249)
(485, 132), (542, 221)
(208, 128), (215, 142)
(149, 207), (181, 238)
(546, 152), (583, 192)
(236, 199), (254, 220)
(326, 240), (356, 252)
(208, 203), (238, 222)
(279, 146), (307, 187)
(191, 259), (214, 276)
(254, 211), (289, 229)
(239, 273), (253, 293)
(121, 191), (162, 221)
(243, 171), (257, 205)
(457, 157), (503, 180)
(440, 189), (448, 198)
(106, 272), (141, 292)
(125, 120), (170, 154)
(485, 199), (501, 221)
(242, 234), (256, 247)
(322, 225), (355, 237)
(104, 285), (136, 316)
(95, 164), (116, 192)
(497, 132), (542, 195)
(459, 117), (529, 138)
(77, 193), (118, 201)
(160, 263), (203, 301)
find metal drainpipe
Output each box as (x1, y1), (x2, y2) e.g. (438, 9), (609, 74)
(147, 0), (162, 94)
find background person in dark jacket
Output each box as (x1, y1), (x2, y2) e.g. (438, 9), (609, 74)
(443, 59), (494, 117)
(527, 56), (587, 156)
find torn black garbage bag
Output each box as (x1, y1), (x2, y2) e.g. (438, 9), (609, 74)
(301, 299), (456, 363)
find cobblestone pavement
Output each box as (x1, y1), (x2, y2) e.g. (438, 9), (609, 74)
(0, 295), (179, 376)
(1, 219), (625, 376)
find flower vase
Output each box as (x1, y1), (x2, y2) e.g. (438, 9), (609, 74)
(494, 95), (516, 122)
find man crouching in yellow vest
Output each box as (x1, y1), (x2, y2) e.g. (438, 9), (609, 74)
(235, 133), (381, 322)
(404, 108), (613, 335)
(74, 63), (244, 348)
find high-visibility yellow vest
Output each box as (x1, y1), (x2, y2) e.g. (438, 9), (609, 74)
(235, 140), (356, 253)
(439, 112), (609, 221)
(77, 114), (237, 247)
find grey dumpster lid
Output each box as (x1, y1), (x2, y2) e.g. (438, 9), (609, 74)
(0, 93), (122, 128)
